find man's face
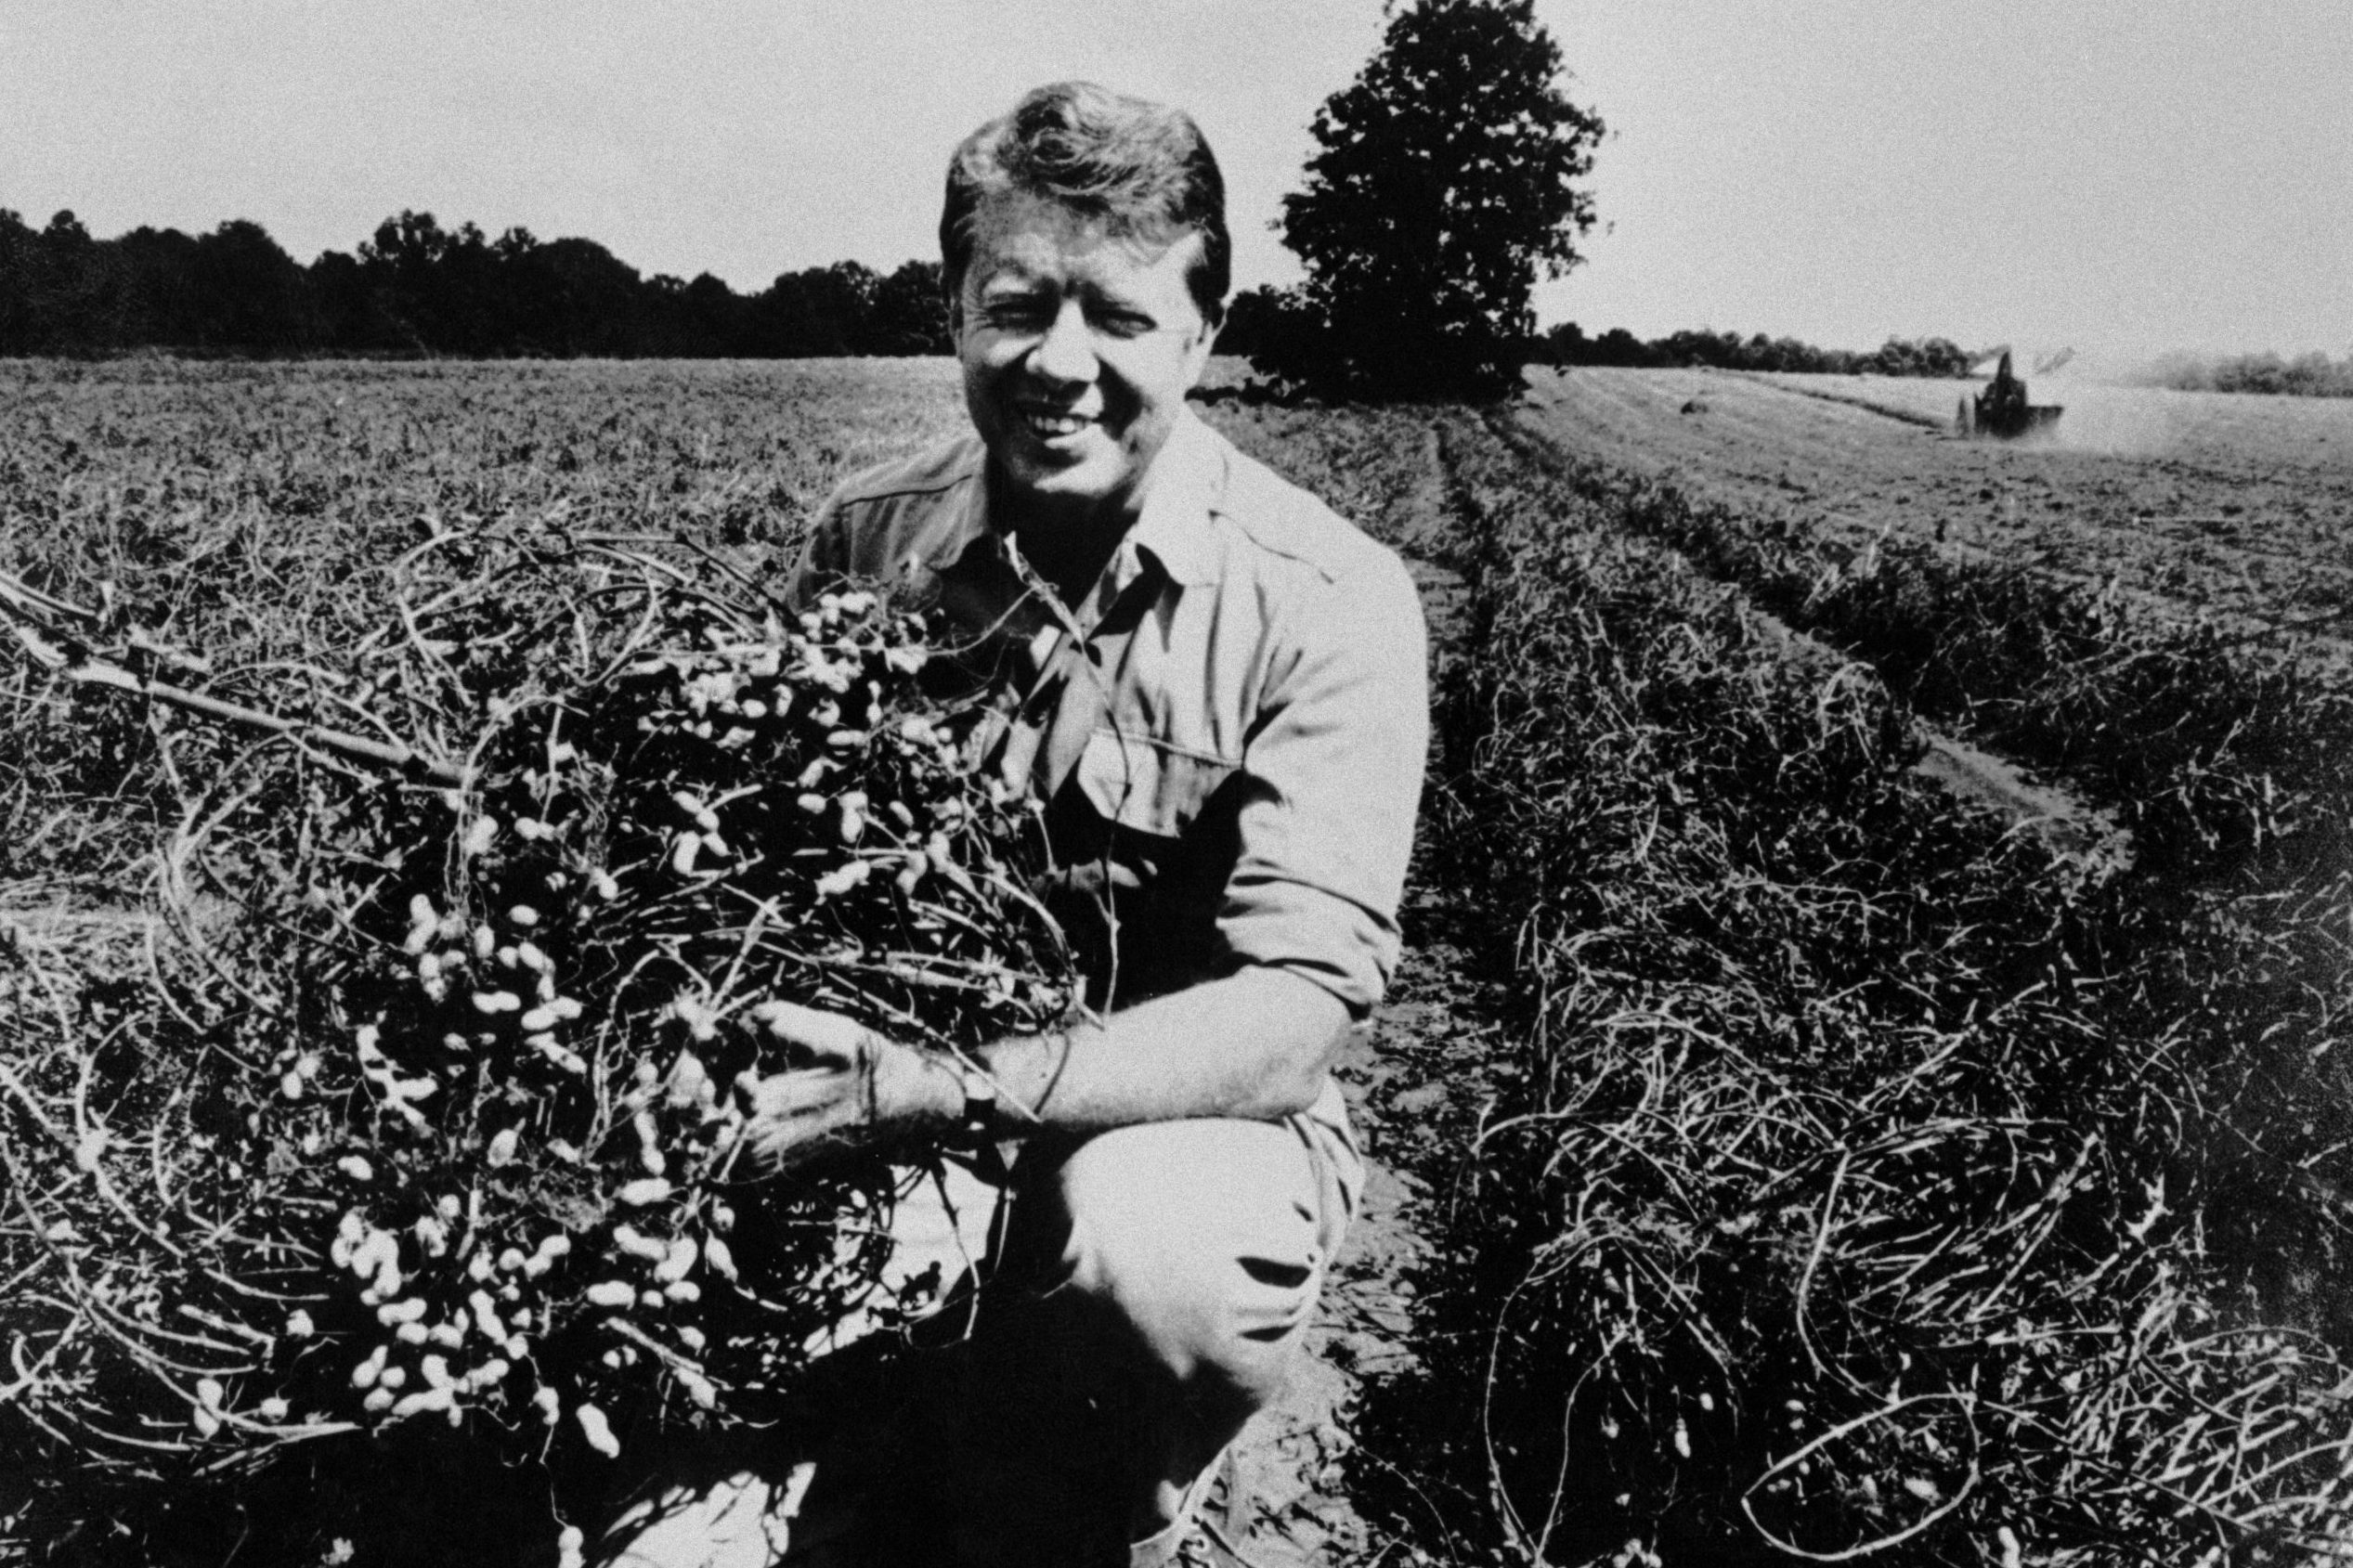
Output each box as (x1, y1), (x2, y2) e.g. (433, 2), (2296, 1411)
(955, 192), (1216, 526)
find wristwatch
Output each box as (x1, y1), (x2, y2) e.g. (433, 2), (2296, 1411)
(954, 1060), (999, 1143)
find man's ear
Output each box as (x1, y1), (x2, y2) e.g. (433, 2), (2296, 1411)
(1182, 312), (1220, 388)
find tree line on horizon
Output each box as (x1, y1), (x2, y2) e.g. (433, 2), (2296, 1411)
(0, 207), (953, 359)
(1222, 286), (1978, 381)
(2, 203), (1984, 380)
(1539, 319), (1978, 377)
(2136, 347), (2353, 399)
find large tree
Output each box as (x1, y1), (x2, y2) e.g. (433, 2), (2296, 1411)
(1271, 0), (1604, 398)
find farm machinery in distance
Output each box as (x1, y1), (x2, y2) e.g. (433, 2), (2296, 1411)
(1957, 350), (2063, 438)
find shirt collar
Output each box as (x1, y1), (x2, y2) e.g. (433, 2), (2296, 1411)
(1117, 407), (1221, 590)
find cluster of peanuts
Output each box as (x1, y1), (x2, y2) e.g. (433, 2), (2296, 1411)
(206, 589), (1073, 1465)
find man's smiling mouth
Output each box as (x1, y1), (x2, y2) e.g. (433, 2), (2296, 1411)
(1019, 405), (1095, 438)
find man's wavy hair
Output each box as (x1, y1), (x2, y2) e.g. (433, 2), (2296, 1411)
(941, 82), (1230, 324)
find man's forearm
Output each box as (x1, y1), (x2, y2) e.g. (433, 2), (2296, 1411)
(883, 966), (1353, 1137)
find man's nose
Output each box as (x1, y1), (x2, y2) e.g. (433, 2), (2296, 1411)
(1028, 299), (1098, 385)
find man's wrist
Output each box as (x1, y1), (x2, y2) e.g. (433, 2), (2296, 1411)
(867, 1044), (966, 1134)
(868, 1030), (1071, 1143)
(946, 1031), (1066, 1140)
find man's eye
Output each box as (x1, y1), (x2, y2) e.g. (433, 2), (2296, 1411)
(1091, 311), (1156, 341)
(981, 301), (1054, 332)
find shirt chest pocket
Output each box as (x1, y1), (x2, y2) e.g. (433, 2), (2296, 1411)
(1071, 728), (1240, 842)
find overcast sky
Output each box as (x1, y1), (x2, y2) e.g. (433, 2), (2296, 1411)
(3, 0), (2347, 357)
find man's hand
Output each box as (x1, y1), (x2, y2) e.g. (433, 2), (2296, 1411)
(738, 1001), (956, 1172)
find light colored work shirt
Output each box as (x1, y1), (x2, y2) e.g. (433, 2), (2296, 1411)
(787, 408), (1428, 1025)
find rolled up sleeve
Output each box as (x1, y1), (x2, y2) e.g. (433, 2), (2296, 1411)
(1219, 553), (1430, 1017)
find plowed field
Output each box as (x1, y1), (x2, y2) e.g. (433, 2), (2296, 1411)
(1515, 367), (2353, 654)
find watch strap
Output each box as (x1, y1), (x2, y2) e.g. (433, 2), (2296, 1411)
(955, 1060), (998, 1142)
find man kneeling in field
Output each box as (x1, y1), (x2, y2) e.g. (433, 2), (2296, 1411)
(607, 80), (1426, 1567)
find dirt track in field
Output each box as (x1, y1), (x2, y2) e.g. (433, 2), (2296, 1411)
(1514, 368), (2353, 659)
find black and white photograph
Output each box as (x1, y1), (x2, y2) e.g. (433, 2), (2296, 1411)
(5, 3), (2353, 1564)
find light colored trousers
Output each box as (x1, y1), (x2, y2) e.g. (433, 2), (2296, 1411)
(598, 1093), (1362, 1568)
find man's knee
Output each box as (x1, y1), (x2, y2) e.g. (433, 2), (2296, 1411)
(1047, 1118), (1337, 1407)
